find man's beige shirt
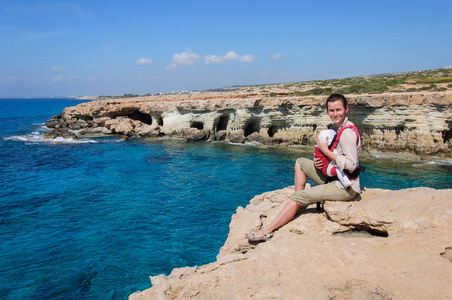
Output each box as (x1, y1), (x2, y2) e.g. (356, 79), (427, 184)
(334, 117), (361, 193)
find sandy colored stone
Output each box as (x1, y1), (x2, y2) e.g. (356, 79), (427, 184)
(60, 91), (452, 157)
(130, 186), (452, 300)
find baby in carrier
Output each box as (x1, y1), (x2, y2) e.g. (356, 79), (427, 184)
(315, 129), (353, 187)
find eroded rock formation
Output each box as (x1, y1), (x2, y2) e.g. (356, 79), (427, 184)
(46, 91), (452, 157)
(130, 186), (452, 300)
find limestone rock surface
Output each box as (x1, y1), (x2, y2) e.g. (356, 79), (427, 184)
(130, 186), (452, 300)
(43, 128), (82, 141)
(184, 128), (210, 141)
(49, 91), (452, 157)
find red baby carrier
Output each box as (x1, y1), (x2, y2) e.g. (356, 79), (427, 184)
(314, 125), (361, 180)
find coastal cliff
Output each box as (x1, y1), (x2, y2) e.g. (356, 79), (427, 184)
(46, 91), (452, 157)
(130, 186), (452, 300)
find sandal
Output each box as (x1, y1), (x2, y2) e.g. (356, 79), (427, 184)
(245, 227), (273, 242)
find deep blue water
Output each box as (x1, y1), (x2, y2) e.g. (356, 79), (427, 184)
(1, 98), (451, 299)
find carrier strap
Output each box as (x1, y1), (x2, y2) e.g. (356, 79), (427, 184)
(328, 125), (361, 180)
(328, 125), (360, 151)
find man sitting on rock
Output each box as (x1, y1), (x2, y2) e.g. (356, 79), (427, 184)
(246, 93), (361, 242)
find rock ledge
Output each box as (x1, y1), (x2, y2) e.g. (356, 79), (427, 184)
(130, 186), (452, 300)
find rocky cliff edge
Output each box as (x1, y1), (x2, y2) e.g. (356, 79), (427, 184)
(46, 91), (452, 157)
(130, 186), (452, 300)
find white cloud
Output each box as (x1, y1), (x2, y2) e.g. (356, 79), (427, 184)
(240, 54), (257, 63)
(51, 65), (67, 72)
(51, 74), (75, 82)
(1, 75), (29, 84)
(205, 51), (257, 64)
(166, 49), (201, 69)
(51, 74), (64, 82)
(205, 54), (225, 64)
(136, 58), (154, 65)
(86, 77), (97, 82)
(224, 51), (241, 62)
(167, 49), (257, 69)
(268, 52), (283, 60)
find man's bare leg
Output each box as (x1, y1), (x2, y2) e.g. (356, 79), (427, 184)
(294, 160), (307, 192)
(246, 161), (306, 239)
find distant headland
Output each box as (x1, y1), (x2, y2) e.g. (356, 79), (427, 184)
(77, 67), (452, 100)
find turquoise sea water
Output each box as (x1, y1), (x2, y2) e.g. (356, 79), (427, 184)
(1, 98), (451, 299)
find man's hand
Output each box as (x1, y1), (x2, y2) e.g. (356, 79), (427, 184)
(317, 136), (329, 154)
(315, 135), (337, 165)
(314, 157), (323, 170)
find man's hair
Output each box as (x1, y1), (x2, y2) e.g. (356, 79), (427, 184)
(325, 93), (348, 110)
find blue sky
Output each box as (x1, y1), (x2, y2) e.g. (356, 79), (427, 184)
(0, 0), (451, 97)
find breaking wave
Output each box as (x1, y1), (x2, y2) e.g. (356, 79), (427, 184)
(3, 126), (97, 144)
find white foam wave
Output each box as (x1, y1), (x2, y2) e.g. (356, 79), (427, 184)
(157, 137), (185, 141)
(3, 131), (97, 144)
(227, 141), (260, 147)
(426, 158), (452, 166)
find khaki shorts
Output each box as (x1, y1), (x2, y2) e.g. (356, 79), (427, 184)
(290, 158), (356, 206)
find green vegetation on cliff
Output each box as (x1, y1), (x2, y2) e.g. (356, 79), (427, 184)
(97, 67), (452, 99)
(252, 67), (452, 96)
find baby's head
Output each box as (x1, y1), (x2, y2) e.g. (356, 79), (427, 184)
(318, 129), (336, 146)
